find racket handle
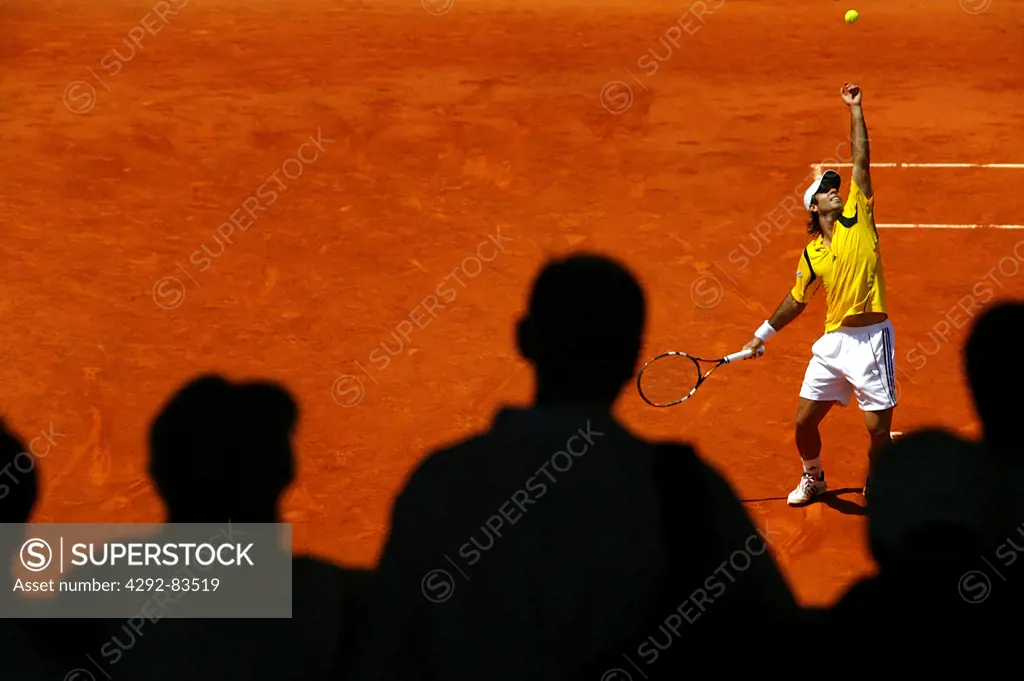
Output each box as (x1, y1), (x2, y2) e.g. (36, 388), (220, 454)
(724, 347), (761, 363)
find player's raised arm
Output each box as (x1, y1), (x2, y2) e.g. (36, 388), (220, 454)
(842, 82), (872, 199)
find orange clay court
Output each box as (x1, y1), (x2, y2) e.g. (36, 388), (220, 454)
(2, 0), (1023, 607)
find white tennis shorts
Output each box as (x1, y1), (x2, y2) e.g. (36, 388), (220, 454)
(799, 319), (898, 411)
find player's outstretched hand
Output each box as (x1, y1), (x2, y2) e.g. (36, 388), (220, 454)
(742, 337), (765, 358)
(841, 82), (862, 106)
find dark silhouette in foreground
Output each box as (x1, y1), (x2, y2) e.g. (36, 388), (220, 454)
(964, 300), (1023, 461)
(0, 419), (63, 679)
(963, 300), (1024, 614)
(829, 429), (1011, 654)
(349, 254), (801, 681)
(84, 376), (369, 681)
(0, 419), (37, 525)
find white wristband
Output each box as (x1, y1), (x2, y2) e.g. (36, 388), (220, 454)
(754, 321), (777, 342)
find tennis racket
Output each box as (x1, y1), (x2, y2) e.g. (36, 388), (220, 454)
(637, 347), (762, 407)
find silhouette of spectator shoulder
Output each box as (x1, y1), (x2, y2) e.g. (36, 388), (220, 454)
(350, 255), (799, 681)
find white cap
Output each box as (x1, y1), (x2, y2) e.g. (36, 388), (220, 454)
(803, 169), (841, 213)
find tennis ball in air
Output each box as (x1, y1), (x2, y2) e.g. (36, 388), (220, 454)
(845, 9), (859, 23)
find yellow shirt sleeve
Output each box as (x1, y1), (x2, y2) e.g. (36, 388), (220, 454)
(790, 247), (821, 303)
(845, 177), (874, 225)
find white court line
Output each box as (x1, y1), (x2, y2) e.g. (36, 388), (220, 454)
(878, 223), (1024, 229)
(812, 163), (1024, 169)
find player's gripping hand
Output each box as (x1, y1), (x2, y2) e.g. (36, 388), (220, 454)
(742, 337), (765, 358)
(841, 82), (862, 106)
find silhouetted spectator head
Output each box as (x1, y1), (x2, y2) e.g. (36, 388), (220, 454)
(516, 254), (645, 405)
(0, 419), (36, 525)
(148, 375), (297, 522)
(964, 301), (1024, 455)
(867, 429), (1003, 576)
(1, 419), (37, 524)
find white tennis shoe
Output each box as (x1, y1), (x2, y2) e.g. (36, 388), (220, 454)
(787, 472), (827, 506)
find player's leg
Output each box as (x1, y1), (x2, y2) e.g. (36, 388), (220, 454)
(861, 407), (894, 495)
(864, 408), (894, 461)
(789, 335), (854, 506)
(796, 397), (834, 463)
(847, 320), (899, 496)
(788, 398), (834, 505)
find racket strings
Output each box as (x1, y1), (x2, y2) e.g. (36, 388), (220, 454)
(637, 354), (702, 406)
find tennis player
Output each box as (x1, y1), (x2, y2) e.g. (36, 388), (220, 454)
(742, 83), (896, 506)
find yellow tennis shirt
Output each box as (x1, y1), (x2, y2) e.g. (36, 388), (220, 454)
(790, 177), (887, 333)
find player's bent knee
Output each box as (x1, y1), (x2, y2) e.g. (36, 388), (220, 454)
(795, 413), (825, 434)
(794, 414), (817, 432)
(866, 422), (892, 439)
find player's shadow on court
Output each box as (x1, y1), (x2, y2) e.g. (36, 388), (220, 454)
(818, 488), (866, 516)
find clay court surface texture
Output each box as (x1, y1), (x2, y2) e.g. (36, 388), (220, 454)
(3, 0), (1023, 607)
